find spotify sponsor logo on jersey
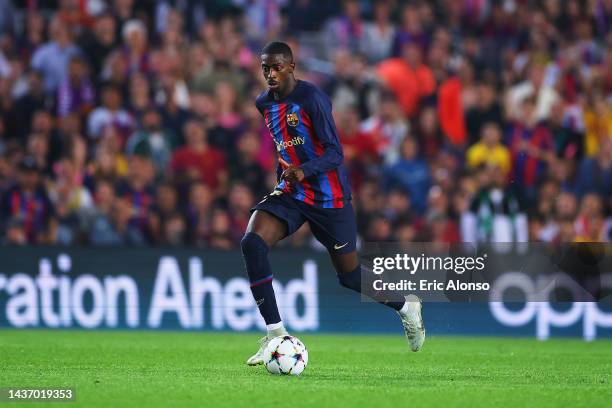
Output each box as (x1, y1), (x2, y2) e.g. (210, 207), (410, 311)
(275, 136), (305, 151)
(0, 254), (319, 332)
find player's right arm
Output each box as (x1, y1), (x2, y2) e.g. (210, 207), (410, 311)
(299, 90), (343, 178)
(255, 94), (289, 185)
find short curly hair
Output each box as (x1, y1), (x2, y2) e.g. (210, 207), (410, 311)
(261, 41), (293, 61)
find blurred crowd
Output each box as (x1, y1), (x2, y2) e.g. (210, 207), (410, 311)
(0, 0), (610, 248)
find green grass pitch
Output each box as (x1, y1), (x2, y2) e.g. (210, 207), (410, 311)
(0, 330), (610, 407)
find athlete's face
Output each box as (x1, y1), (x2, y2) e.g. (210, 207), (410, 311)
(261, 53), (294, 93)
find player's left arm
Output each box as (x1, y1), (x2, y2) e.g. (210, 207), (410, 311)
(298, 91), (343, 178)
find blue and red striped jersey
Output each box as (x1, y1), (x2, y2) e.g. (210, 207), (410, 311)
(256, 80), (351, 208)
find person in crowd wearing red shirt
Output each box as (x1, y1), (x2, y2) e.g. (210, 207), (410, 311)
(170, 118), (227, 195)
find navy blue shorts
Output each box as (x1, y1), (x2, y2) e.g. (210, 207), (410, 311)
(251, 191), (357, 255)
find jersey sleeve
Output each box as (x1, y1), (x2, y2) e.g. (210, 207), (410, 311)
(255, 93), (266, 115)
(300, 90), (343, 178)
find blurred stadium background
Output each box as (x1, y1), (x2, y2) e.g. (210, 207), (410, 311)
(0, 0), (611, 341)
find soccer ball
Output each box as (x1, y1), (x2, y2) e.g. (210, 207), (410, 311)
(264, 335), (308, 375)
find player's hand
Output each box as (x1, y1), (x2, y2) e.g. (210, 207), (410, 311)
(281, 166), (305, 184)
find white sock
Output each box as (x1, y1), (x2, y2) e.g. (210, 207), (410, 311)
(399, 301), (410, 315)
(266, 322), (288, 338)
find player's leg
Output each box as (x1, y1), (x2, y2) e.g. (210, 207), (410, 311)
(242, 210), (286, 325)
(328, 249), (425, 351)
(241, 210), (288, 365)
(304, 204), (405, 308)
(305, 201), (425, 351)
(329, 250), (405, 311)
(242, 193), (307, 365)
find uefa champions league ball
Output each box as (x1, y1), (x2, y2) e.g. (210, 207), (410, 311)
(264, 335), (308, 376)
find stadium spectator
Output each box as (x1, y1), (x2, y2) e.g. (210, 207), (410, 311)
(505, 65), (560, 123)
(56, 0), (95, 35)
(57, 56), (95, 118)
(49, 157), (93, 216)
(99, 49), (129, 88)
(125, 108), (179, 173)
(339, 107), (379, 165)
(235, 0), (286, 42)
(556, 191), (579, 221)
(583, 93), (612, 157)
(11, 70), (52, 139)
(383, 188), (411, 224)
(391, 4), (426, 57)
(364, 212), (393, 242)
(355, 178), (385, 236)
(465, 82), (503, 147)
(227, 182), (255, 243)
(90, 125), (130, 184)
(394, 217), (418, 243)
(507, 97), (555, 202)
(377, 42), (436, 117)
(0, 0), (14, 36)
(466, 122), (511, 176)
(383, 136), (431, 214)
(229, 131), (268, 199)
(461, 164), (528, 243)
(31, 17), (82, 94)
(574, 137), (612, 199)
(208, 207), (235, 249)
(0, 149), (17, 193)
(4, 217), (27, 245)
(361, 93), (408, 165)
(214, 80), (242, 135)
(161, 211), (188, 246)
(575, 193), (607, 242)
(99, 195), (147, 246)
(25, 133), (51, 176)
(426, 186), (460, 244)
(548, 100), (583, 160)
(158, 75), (192, 139)
(360, 0), (395, 63)
(185, 182), (214, 246)
(438, 75), (467, 148)
(148, 181), (181, 245)
(285, 0), (325, 34)
(170, 119), (227, 194)
(126, 73), (152, 120)
(414, 106), (442, 161)
(87, 84), (134, 140)
(1, 156), (56, 244)
(88, 179), (118, 245)
(18, 11), (47, 62)
(114, 154), (156, 243)
(78, 12), (118, 77)
(120, 19), (151, 76)
(323, 0), (365, 57)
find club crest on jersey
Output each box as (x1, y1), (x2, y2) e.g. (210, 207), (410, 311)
(286, 112), (299, 127)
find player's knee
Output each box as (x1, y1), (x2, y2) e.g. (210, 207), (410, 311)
(240, 232), (269, 258)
